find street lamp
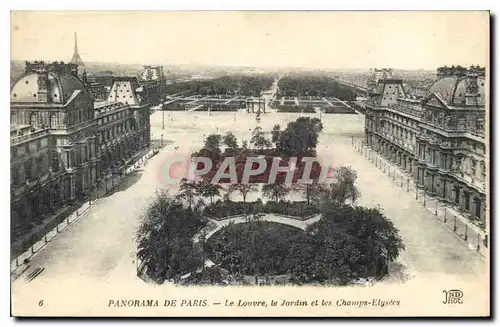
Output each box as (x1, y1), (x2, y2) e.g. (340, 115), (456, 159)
(435, 183), (440, 215)
(161, 103), (165, 130)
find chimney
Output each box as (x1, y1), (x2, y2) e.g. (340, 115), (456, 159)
(465, 69), (480, 107)
(36, 63), (51, 103)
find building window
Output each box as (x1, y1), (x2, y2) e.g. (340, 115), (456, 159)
(474, 198), (481, 218)
(52, 152), (60, 171)
(29, 112), (39, 127)
(10, 113), (17, 125)
(471, 159), (477, 176)
(464, 192), (470, 211)
(50, 113), (59, 129)
(11, 167), (19, 186)
(24, 161), (31, 180)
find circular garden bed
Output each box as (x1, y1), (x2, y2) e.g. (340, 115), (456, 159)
(205, 221), (304, 276)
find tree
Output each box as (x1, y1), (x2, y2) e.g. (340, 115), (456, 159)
(261, 183), (290, 203)
(136, 191), (206, 283)
(271, 124), (281, 147)
(319, 166), (360, 206)
(277, 117), (323, 155)
(222, 132), (238, 149)
(311, 204), (405, 280)
(197, 180), (222, 204)
(250, 126), (272, 150)
(177, 178), (199, 209)
(221, 184), (233, 202)
(292, 183), (322, 205)
(228, 183), (258, 203)
(204, 134), (222, 152)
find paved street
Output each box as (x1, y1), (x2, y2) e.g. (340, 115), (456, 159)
(317, 134), (486, 279)
(12, 110), (486, 295)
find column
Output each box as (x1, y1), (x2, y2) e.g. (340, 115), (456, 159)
(70, 175), (76, 200)
(61, 179), (67, 204)
(467, 191), (473, 215)
(441, 178), (447, 200)
(48, 184), (55, 213)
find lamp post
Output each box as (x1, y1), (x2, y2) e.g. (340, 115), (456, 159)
(423, 187), (427, 207)
(435, 183), (440, 215)
(161, 133), (164, 148)
(162, 103), (165, 130)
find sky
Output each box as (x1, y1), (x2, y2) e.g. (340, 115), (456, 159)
(10, 11), (489, 70)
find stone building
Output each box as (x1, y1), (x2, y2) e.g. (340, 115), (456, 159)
(106, 77), (152, 149)
(10, 61), (97, 237)
(139, 66), (165, 105)
(10, 61), (154, 243)
(364, 66), (487, 228)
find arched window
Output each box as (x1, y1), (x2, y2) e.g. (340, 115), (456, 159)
(10, 113), (17, 125)
(50, 113), (59, 129)
(29, 112), (39, 127)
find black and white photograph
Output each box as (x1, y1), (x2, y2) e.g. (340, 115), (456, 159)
(9, 11), (490, 317)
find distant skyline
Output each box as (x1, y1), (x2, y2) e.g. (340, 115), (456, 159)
(11, 11), (489, 70)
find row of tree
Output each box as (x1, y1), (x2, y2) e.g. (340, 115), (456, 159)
(178, 162), (360, 208)
(278, 76), (357, 101)
(178, 166), (358, 212)
(165, 75), (275, 97)
(201, 116), (323, 155)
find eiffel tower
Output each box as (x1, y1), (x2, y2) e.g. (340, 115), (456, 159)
(70, 32), (84, 67)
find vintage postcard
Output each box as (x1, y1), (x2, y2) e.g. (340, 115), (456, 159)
(10, 11), (490, 317)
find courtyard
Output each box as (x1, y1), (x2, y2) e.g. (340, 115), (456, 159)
(11, 109), (486, 293)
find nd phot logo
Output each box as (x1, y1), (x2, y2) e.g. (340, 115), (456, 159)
(442, 289), (463, 304)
